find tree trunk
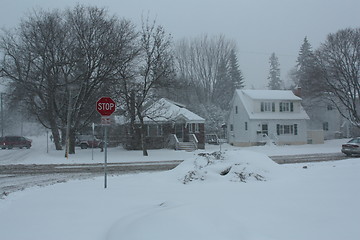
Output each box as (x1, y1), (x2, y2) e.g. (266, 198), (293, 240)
(138, 115), (148, 156)
(129, 91), (136, 149)
(61, 128), (66, 147)
(69, 128), (76, 154)
(49, 119), (62, 150)
(51, 128), (62, 150)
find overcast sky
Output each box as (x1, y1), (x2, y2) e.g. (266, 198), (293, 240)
(1, 0), (359, 89)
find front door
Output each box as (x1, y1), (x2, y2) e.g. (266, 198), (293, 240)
(175, 124), (184, 141)
(261, 124), (268, 136)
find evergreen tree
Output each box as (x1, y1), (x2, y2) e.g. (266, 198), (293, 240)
(295, 37), (320, 98)
(213, 57), (230, 110)
(297, 37), (313, 71)
(229, 49), (245, 89)
(267, 52), (283, 90)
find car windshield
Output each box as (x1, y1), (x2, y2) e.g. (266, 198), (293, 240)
(348, 138), (360, 143)
(78, 135), (93, 141)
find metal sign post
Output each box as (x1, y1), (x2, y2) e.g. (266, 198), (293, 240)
(92, 123), (95, 161)
(101, 117), (111, 189)
(46, 131), (49, 154)
(104, 122), (108, 189)
(96, 97), (116, 189)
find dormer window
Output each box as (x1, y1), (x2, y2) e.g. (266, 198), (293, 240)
(279, 102), (294, 112)
(261, 102), (275, 112)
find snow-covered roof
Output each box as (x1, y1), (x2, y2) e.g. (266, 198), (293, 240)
(241, 89), (302, 101)
(236, 89), (309, 120)
(143, 98), (205, 123)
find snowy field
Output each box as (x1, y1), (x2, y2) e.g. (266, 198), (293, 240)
(0, 135), (359, 240)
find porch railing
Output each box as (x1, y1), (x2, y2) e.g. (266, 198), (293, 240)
(257, 133), (278, 145)
(189, 134), (198, 150)
(168, 134), (180, 150)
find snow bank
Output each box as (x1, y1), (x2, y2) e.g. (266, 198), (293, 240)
(173, 150), (286, 184)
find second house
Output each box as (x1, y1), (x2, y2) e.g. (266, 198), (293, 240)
(227, 89), (309, 146)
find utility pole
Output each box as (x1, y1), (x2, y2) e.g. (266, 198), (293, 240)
(65, 87), (73, 159)
(1, 93), (4, 137)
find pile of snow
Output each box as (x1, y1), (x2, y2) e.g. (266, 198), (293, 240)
(174, 150), (284, 184)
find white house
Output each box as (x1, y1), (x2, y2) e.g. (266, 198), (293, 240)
(302, 96), (353, 140)
(227, 89), (310, 146)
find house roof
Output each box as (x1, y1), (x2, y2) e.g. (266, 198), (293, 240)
(241, 89), (302, 101)
(236, 89), (310, 120)
(143, 98), (205, 123)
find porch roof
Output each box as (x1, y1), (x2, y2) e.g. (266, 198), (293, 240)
(143, 98), (205, 123)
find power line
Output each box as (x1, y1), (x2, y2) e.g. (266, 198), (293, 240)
(238, 50), (297, 58)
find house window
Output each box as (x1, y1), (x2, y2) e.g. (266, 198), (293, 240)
(147, 125), (163, 136)
(195, 123), (199, 133)
(279, 102), (294, 112)
(189, 123), (199, 133)
(245, 122), (248, 131)
(276, 124), (298, 135)
(323, 122), (329, 131)
(146, 125), (151, 137)
(261, 102), (272, 112)
(157, 125), (163, 136)
(235, 106), (238, 114)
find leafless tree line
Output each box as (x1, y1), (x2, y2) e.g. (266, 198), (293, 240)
(0, 6), (174, 155)
(174, 35), (240, 105)
(296, 28), (360, 128)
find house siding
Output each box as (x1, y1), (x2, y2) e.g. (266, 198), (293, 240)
(124, 122), (205, 150)
(228, 93), (251, 145)
(305, 98), (352, 139)
(227, 90), (309, 146)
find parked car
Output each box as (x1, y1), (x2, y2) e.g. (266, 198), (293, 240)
(75, 135), (104, 149)
(341, 137), (360, 156)
(205, 134), (219, 144)
(0, 136), (32, 149)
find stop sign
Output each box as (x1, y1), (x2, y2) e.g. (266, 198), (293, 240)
(96, 97), (116, 116)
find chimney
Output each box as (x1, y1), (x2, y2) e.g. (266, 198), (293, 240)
(293, 86), (302, 98)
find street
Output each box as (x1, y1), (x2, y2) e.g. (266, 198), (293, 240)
(1, 152), (354, 198)
(0, 161), (182, 198)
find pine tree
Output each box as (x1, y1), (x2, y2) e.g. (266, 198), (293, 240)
(213, 57), (230, 110)
(229, 50), (245, 89)
(267, 52), (283, 90)
(295, 37), (319, 97)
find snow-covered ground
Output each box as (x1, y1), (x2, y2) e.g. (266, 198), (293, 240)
(0, 134), (351, 165)
(0, 135), (359, 240)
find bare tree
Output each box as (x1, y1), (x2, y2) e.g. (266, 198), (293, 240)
(0, 5), (138, 153)
(0, 9), (68, 150)
(113, 18), (175, 156)
(316, 28), (360, 127)
(174, 35), (237, 105)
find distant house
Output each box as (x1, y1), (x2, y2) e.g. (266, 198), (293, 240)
(227, 89), (310, 146)
(300, 94), (355, 140)
(120, 98), (205, 150)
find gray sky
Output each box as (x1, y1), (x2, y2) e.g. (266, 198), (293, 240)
(1, 0), (359, 89)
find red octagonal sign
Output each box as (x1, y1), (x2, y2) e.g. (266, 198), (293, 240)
(96, 97), (116, 116)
